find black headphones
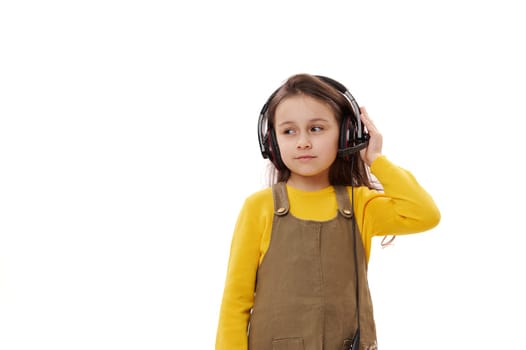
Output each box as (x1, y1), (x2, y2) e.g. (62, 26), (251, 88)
(257, 75), (369, 170)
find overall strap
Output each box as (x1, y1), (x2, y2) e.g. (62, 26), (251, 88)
(271, 182), (290, 216)
(334, 185), (354, 219)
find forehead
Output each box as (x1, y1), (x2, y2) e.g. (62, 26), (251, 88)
(275, 94), (337, 122)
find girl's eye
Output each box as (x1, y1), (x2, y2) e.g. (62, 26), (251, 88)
(311, 126), (323, 132)
(282, 129), (295, 135)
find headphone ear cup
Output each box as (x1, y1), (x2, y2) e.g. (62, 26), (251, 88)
(258, 109), (286, 170)
(339, 115), (354, 159)
(340, 116), (350, 149)
(264, 131), (273, 162)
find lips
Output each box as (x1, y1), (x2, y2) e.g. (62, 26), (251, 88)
(295, 155), (316, 160)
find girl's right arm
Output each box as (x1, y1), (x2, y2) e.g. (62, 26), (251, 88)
(215, 192), (273, 350)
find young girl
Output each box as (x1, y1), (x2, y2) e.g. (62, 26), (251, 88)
(215, 74), (440, 350)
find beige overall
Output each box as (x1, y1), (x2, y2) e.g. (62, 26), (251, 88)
(248, 183), (378, 350)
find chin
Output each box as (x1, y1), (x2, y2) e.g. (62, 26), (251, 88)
(291, 168), (329, 178)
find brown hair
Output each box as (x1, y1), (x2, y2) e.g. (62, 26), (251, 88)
(265, 73), (375, 189)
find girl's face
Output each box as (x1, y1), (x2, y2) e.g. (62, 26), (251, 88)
(274, 94), (339, 190)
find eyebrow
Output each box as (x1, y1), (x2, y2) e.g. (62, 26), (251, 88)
(277, 118), (330, 128)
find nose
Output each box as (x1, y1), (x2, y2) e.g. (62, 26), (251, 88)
(296, 135), (312, 150)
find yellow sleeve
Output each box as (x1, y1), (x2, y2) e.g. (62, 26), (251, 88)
(215, 189), (274, 350)
(354, 155), (441, 254)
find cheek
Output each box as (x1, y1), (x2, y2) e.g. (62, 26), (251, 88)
(274, 136), (288, 155)
(326, 134), (341, 158)
(275, 135), (291, 148)
(327, 131), (340, 149)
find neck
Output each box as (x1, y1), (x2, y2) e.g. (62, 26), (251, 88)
(287, 173), (330, 192)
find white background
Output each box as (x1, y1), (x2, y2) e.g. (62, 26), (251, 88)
(1, 0), (525, 349)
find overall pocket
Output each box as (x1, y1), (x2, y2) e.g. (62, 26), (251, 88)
(272, 337), (305, 350)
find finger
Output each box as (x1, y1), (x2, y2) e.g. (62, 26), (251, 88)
(359, 107), (377, 133)
(360, 107), (373, 123)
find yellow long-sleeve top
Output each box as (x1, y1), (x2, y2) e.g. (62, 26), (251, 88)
(216, 155), (440, 350)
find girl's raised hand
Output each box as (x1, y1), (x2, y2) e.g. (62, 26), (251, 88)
(359, 107), (383, 166)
